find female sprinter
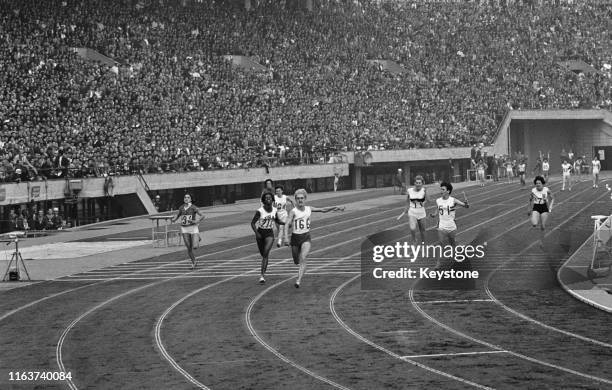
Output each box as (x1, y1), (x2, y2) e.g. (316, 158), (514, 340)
(528, 176), (553, 231)
(430, 182), (469, 247)
(517, 160), (526, 187)
(171, 193), (203, 269)
(476, 160), (487, 187)
(505, 160), (514, 183)
(397, 175), (427, 243)
(592, 155), (601, 188)
(284, 189), (344, 288)
(561, 159), (572, 191)
(542, 158), (550, 181)
(251, 191), (285, 284)
(274, 185), (293, 247)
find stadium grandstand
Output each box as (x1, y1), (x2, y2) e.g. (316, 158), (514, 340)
(1, 0), (610, 179)
(0, 0), (610, 227)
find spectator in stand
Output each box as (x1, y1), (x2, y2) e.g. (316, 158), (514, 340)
(0, 0), (609, 179)
(15, 210), (29, 231)
(45, 208), (54, 226)
(153, 194), (162, 212)
(50, 208), (64, 230)
(7, 209), (19, 231)
(32, 210), (49, 231)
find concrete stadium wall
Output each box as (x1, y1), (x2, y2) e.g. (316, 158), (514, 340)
(143, 164), (347, 190)
(572, 120), (612, 159)
(492, 109), (612, 160)
(0, 163), (348, 207)
(363, 147), (490, 163)
(509, 119), (612, 174)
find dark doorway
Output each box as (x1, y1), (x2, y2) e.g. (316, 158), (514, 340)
(594, 146), (612, 170)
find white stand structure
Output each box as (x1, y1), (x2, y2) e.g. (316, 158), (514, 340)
(149, 216), (180, 248)
(589, 215), (612, 279)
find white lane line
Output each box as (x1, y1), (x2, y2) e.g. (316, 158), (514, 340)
(0, 283), (96, 323)
(330, 181), (612, 387)
(158, 243), (366, 390)
(330, 275), (493, 389)
(151, 195), (465, 388)
(378, 330), (420, 335)
(402, 350), (509, 359)
(408, 289), (612, 385)
(57, 271), (363, 281)
(483, 183), (612, 349)
(155, 276), (245, 390)
(245, 280), (352, 390)
(414, 299), (494, 304)
(5, 196), (413, 325)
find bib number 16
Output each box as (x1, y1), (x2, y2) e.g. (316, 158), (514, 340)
(294, 219), (310, 230)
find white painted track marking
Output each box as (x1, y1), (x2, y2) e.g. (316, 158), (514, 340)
(330, 275), (493, 390)
(483, 181), (612, 348)
(409, 289), (612, 385)
(402, 350), (508, 359)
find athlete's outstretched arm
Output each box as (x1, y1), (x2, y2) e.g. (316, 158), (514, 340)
(285, 198), (295, 209)
(454, 199), (469, 208)
(311, 205), (345, 213)
(528, 193), (534, 216)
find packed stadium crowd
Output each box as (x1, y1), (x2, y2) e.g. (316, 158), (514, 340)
(0, 0), (610, 182)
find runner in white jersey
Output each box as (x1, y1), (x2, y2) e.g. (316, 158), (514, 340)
(284, 188), (344, 288)
(561, 160), (572, 191)
(528, 176), (554, 231)
(477, 160), (487, 187)
(430, 182), (469, 247)
(592, 156), (601, 188)
(171, 193), (204, 269)
(397, 175), (428, 243)
(517, 160), (526, 187)
(542, 159), (550, 181)
(274, 185), (293, 247)
(505, 160), (514, 183)
(573, 158), (583, 181)
(251, 191), (285, 284)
